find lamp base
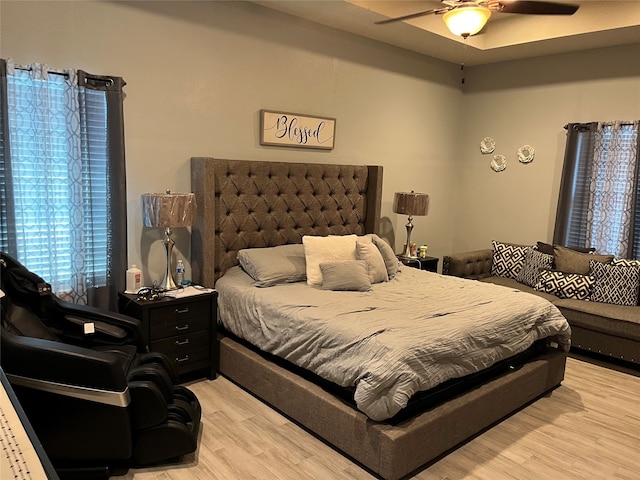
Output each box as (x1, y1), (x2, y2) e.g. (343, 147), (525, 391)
(160, 228), (178, 290)
(401, 216), (414, 257)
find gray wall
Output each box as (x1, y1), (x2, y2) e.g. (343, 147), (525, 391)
(1, 0), (461, 283)
(454, 44), (640, 253)
(1, 1), (639, 285)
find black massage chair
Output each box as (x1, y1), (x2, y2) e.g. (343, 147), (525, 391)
(0, 252), (202, 479)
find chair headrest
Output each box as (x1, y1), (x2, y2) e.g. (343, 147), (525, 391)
(2, 296), (59, 341)
(1, 252), (52, 309)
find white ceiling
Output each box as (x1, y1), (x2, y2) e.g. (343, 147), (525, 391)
(252, 0), (640, 65)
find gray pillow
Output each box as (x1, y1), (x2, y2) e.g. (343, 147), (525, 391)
(369, 234), (399, 280)
(536, 241), (594, 256)
(553, 246), (613, 275)
(356, 240), (388, 283)
(320, 260), (371, 291)
(237, 244), (306, 287)
(517, 247), (553, 287)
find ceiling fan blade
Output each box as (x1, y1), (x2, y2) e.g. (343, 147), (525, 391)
(494, 1), (579, 15)
(375, 8), (447, 25)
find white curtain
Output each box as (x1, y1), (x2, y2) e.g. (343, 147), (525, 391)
(4, 59), (89, 302)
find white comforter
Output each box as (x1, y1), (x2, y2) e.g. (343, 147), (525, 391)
(216, 265), (571, 421)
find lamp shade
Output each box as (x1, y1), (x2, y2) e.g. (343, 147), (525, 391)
(393, 191), (429, 217)
(142, 191), (196, 228)
(443, 6), (491, 37)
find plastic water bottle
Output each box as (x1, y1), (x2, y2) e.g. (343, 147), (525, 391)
(175, 259), (185, 286)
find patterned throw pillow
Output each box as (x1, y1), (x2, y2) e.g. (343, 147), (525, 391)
(590, 260), (640, 306)
(490, 241), (529, 279)
(535, 269), (595, 300)
(517, 247), (553, 287)
(612, 258), (640, 267)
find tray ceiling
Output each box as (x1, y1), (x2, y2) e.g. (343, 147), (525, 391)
(252, 1), (640, 65)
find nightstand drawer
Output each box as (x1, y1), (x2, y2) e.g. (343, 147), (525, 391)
(118, 290), (218, 379)
(149, 299), (210, 341)
(151, 332), (210, 371)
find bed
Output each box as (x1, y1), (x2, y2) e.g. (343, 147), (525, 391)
(190, 157), (570, 480)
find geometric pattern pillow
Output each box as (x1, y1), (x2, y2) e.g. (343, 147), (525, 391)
(589, 260), (640, 306)
(611, 259), (640, 306)
(516, 247), (554, 287)
(534, 269), (595, 300)
(490, 241), (529, 279)
(612, 258), (640, 267)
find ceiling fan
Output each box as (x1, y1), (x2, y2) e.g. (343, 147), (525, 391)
(375, 1), (579, 37)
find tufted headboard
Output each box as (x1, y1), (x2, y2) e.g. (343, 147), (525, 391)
(190, 158), (383, 287)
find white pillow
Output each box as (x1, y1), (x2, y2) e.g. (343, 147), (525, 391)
(303, 235), (357, 285)
(356, 240), (388, 283)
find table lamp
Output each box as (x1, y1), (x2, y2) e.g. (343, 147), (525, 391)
(393, 191), (429, 258)
(142, 190), (196, 290)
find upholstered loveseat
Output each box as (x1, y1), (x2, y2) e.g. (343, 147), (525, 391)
(443, 241), (640, 367)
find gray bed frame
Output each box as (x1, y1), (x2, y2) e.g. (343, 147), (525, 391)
(190, 157), (567, 480)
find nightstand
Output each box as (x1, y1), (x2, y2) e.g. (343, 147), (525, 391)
(398, 255), (439, 273)
(118, 290), (218, 380)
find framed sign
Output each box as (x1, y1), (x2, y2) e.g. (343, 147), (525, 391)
(260, 109), (335, 150)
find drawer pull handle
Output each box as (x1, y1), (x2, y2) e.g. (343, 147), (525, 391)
(175, 339), (190, 346)
(176, 355), (190, 363)
(175, 324), (190, 331)
(175, 307), (190, 314)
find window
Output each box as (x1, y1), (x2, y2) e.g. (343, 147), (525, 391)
(554, 121), (639, 259)
(0, 59), (127, 309)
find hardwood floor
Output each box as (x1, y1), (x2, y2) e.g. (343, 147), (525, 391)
(119, 357), (640, 480)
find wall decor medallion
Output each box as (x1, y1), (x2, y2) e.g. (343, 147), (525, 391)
(480, 137), (495, 154)
(491, 154), (507, 172)
(260, 109), (336, 150)
(517, 145), (535, 163)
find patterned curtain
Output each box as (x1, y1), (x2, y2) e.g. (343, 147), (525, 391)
(587, 122), (639, 257)
(3, 61), (88, 301)
(554, 121), (639, 259)
(0, 59), (127, 310)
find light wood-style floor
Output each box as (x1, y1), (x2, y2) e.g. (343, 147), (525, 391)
(119, 357), (640, 480)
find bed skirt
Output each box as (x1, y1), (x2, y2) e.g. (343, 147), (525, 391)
(217, 334), (567, 480)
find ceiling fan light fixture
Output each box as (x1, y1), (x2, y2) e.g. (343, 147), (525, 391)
(443, 5), (491, 37)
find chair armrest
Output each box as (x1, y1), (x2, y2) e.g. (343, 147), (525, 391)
(56, 301), (146, 351)
(442, 249), (493, 279)
(65, 315), (128, 339)
(1, 333), (129, 393)
(59, 301), (141, 332)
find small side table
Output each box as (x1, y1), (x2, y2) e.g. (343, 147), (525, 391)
(118, 290), (218, 380)
(398, 255), (439, 273)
